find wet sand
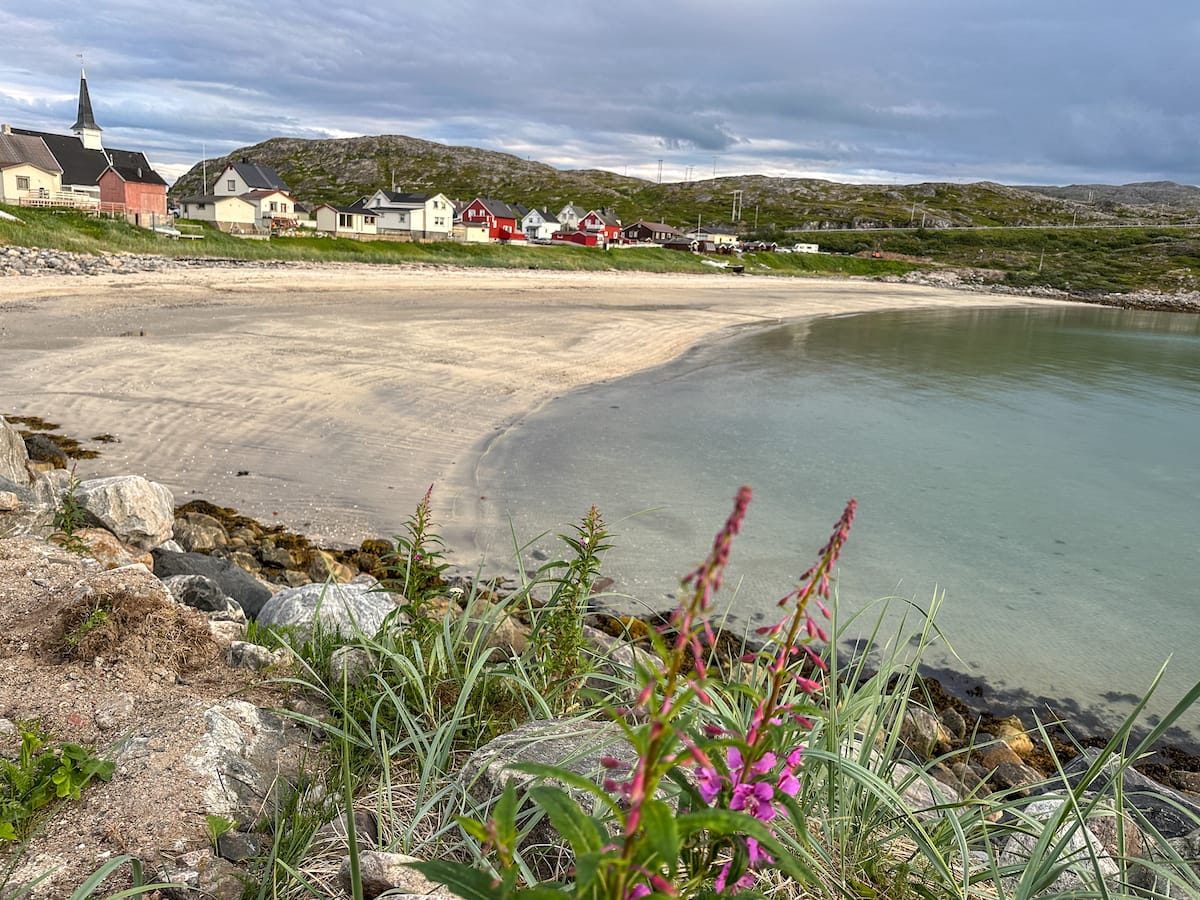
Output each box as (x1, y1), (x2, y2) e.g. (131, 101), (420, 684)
(1, 264), (1068, 554)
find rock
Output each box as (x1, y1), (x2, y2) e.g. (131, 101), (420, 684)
(0, 416), (32, 487)
(172, 511), (230, 553)
(0, 491), (19, 512)
(94, 694), (135, 732)
(340, 851), (453, 900)
(997, 798), (1120, 894)
(209, 620), (246, 646)
(260, 543), (296, 568)
(178, 699), (304, 824)
(73, 527), (154, 570)
(151, 549), (273, 618)
(215, 830), (268, 864)
(227, 640), (285, 671)
(255, 580), (399, 639)
(329, 646), (374, 686)
(896, 706), (947, 760)
(309, 549), (357, 584)
(162, 573), (240, 615)
(1061, 749), (1200, 839)
(460, 598), (529, 656)
(992, 715), (1034, 758)
(74, 475), (174, 550)
(459, 718), (633, 856)
(940, 707), (967, 742)
(158, 848), (245, 900)
(21, 433), (68, 469)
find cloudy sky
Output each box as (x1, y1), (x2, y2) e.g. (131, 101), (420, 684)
(1, 1), (1197, 188)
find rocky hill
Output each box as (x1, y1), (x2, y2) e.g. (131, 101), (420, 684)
(168, 135), (1200, 235)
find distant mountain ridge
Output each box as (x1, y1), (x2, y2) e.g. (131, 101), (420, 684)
(169, 134), (1200, 233)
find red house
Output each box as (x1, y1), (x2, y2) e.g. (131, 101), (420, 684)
(460, 197), (526, 242)
(579, 208), (621, 242)
(98, 164), (168, 225)
(551, 229), (601, 247)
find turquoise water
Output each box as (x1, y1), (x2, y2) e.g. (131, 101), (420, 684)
(473, 305), (1200, 747)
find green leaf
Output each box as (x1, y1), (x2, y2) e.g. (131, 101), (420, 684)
(406, 859), (508, 900)
(637, 799), (679, 876)
(511, 763), (620, 816)
(530, 785), (605, 855)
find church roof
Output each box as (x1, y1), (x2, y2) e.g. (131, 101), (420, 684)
(11, 128), (159, 188)
(71, 68), (102, 135)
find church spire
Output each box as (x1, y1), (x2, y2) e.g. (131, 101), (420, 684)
(71, 64), (103, 150)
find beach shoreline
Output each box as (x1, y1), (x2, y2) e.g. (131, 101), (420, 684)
(1, 263), (1073, 554)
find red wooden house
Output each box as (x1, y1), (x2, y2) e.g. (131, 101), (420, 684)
(98, 164), (168, 225)
(551, 229), (601, 247)
(579, 208), (621, 242)
(460, 197), (526, 242)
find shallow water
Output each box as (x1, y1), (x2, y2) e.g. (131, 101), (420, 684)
(472, 305), (1200, 747)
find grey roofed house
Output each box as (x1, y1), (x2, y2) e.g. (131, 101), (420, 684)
(0, 131), (62, 174)
(225, 160), (289, 192)
(11, 127), (158, 190)
(372, 190), (435, 204)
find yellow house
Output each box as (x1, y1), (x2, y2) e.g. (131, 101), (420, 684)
(0, 128), (63, 204)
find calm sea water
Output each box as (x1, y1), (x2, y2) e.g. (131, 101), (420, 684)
(472, 305), (1200, 747)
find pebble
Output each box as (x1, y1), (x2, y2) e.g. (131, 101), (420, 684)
(0, 246), (301, 278)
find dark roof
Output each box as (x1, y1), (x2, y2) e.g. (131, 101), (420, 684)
(105, 164), (167, 187)
(473, 197), (522, 219)
(559, 202), (586, 217)
(320, 202), (376, 215)
(623, 220), (679, 234)
(0, 132), (62, 173)
(376, 190), (435, 204)
(71, 70), (101, 135)
(11, 127), (159, 188)
(225, 161), (288, 192)
(525, 208), (559, 224)
(585, 209), (620, 226)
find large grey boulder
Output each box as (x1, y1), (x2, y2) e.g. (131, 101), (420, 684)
(997, 797), (1120, 894)
(162, 573), (245, 621)
(75, 475), (174, 550)
(255, 579), (398, 638)
(152, 549), (273, 617)
(0, 416), (31, 487)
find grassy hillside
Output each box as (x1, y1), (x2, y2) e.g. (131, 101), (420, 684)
(168, 135), (1200, 234)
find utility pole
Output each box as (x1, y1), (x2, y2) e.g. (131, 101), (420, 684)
(713, 155), (718, 178)
(657, 159), (663, 184)
(731, 190), (743, 223)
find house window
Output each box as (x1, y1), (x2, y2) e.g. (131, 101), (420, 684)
(16, 176), (30, 191)
(338, 213), (352, 228)
(227, 179), (236, 191)
(270, 201), (278, 212)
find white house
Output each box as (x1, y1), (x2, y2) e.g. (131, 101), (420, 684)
(177, 194), (257, 231)
(213, 159), (289, 196)
(521, 207), (560, 241)
(557, 202), (587, 231)
(314, 203), (378, 237)
(360, 190), (454, 239)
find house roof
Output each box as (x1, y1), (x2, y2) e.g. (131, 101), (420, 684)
(244, 188), (291, 200)
(224, 160), (289, 192)
(0, 132), (62, 174)
(624, 220), (679, 234)
(104, 164), (167, 186)
(472, 198), (522, 219)
(178, 194), (254, 206)
(585, 209), (620, 226)
(11, 127), (159, 188)
(524, 208), (559, 224)
(374, 190), (437, 204)
(558, 203), (587, 218)
(318, 202), (376, 215)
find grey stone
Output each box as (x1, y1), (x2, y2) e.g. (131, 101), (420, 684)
(0, 491), (18, 512)
(22, 433), (67, 468)
(227, 640), (284, 671)
(1061, 749), (1200, 839)
(163, 573), (237, 613)
(0, 416), (31, 487)
(152, 549), (273, 617)
(158, 848), (244, 900)
(74, 475), (174, 550)
(255, 580), (399, 639)
(339, 851), (454, 900)
(997, 798), (1119, 894)
(172, 512), (229, 553)
(329, 645), (374, 686)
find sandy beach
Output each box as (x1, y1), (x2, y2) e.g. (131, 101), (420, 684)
(1, 264), (1068, 555)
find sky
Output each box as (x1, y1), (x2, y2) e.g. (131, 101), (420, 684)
(2, 1), (1198, 189)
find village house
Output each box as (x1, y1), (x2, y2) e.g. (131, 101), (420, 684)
(521, 207), (560, 241)
(460, 197), (526, 242)
(620, 220), (681, 244)
(551, 229), (601, 247)
(314, 203), (378, 237)
(359, 190), (454, 239)
(0, 129), (63, 204)
(7, 68), (167, 224)
(177, 194), (258, 231)
(557, 202), (587, 231)
(683, 225), (738, 247)
(579, 208), (621, 243)
(178, 160), (297, 233)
